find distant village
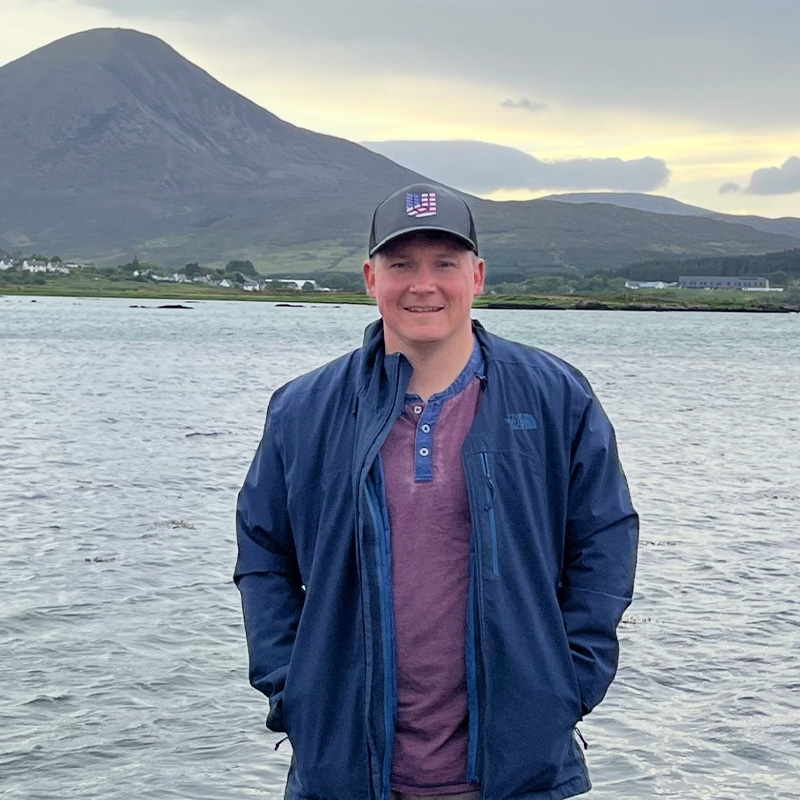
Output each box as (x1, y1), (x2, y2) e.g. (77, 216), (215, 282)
(624, 276), (782, 291)
(1, 257), (74, 275)
(0, 256), (333, 292)
(138, 272), (333, 293)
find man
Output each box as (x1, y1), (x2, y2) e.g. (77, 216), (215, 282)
(235, 184), (638, 800)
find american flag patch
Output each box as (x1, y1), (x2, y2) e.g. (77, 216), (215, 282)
(406, 192), (437, 218)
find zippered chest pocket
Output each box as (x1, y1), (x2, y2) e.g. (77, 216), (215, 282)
(480, 453), (499, 577)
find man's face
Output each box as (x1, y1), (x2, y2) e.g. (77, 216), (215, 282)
(363, 232), (485, 355)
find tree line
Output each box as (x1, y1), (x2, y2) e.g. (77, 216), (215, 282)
(602, 248), (800, 284)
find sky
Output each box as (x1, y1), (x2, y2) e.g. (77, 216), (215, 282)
(4, 0), (800, 218)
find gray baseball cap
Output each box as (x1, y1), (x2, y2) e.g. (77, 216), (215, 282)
(368, 183), (478, 256)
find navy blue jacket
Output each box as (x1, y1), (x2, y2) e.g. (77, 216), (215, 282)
(235, 320), (638, 800)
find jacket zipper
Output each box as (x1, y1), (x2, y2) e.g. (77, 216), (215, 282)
(357, 355), (406, 800)
(466, 552), (480, 784)
(465, 453), (493, 790)
(365, 470), (396, 800)
(480, 453), (499, 576)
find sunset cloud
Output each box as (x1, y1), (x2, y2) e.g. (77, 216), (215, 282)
(361, 140), (670, 194)
(745, 157), (800, 195)
(501, 98), (547, 113)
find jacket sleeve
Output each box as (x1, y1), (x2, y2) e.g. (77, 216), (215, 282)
(560, 388), (638, 717)
(234, 401), (305, 732)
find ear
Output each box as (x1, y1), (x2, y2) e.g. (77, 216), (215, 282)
(473, 257), (486, 297)
(363, 259), (377, 298)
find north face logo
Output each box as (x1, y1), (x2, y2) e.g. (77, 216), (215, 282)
(505, 413), (538, 430)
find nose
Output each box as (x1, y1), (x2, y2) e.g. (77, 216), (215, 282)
(410, 265), (435, 293)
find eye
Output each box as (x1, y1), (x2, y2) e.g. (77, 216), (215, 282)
(389, 260), (411, 269)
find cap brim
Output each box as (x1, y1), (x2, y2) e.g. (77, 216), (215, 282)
(369, 226), (478, 257)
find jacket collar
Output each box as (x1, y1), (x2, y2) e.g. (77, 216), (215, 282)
(357, 319), (410, 410)
(357, 317), (492, 400)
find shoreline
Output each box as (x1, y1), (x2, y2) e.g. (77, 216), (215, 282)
(1, 285), (797, 313)
(486, 300), (800, 313)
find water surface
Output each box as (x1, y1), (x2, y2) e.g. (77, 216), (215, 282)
(1, 296), (798, 798)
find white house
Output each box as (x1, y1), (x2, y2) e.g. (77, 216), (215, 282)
(625, 280), (671, 290)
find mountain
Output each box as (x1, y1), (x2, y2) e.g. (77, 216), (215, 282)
(0, 28), (422, 268)
(544, 192), (800, 240)
(543, 192), (714, 217)
(468, 199), (800, 276)
(2, 29), (800, 273)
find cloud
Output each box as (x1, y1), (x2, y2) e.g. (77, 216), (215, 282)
(501, 98), (547, 113)
(361, 140), (670, 194)
(744, 157), (800, 195)
(719, 182), (740, 194)
(63, 0), (800, 129)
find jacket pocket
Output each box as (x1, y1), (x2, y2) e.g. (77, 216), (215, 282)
(267, 694), (287, 733)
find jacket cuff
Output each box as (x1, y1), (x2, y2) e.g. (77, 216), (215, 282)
(266, 694), (286, 733)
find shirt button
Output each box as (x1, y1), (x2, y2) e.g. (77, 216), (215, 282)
(419, 447), (429, 457)
(413, 405), (423, 415)
(421, 424), (431, 433)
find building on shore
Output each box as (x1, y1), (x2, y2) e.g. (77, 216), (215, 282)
(679, 275), (768, 290)
(624, 280), (673, 289)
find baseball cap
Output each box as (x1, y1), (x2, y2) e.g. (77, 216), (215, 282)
(368, 183), (478, 256)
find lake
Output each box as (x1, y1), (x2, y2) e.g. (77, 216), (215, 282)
(1, 295), (798, 799)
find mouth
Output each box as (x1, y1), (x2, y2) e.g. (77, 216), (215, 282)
(404, 306), (444, 313)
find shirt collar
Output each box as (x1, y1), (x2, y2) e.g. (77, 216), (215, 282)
(405, 337), (484, 405)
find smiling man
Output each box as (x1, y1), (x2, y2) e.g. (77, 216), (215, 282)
(363, 228), (485, 400)
(236, 184), (638, 800)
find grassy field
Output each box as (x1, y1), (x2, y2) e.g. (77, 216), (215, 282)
(1, 275), (797, 311)
(0, 276), (374, 305)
